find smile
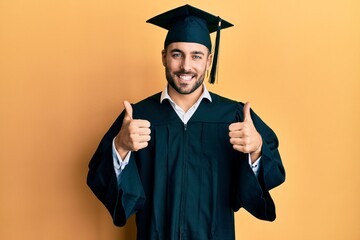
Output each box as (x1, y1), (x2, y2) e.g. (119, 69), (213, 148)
(177, 74), (194, 81)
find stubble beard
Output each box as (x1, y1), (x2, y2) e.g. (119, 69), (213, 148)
(165, 67), (206, 95)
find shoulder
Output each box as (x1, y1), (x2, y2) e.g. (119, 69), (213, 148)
(132, 92), (162, 115)
(131, 92), (175, 122)
(134, 92), (162, 106)
(208, 91), (244, 110)
(189, 92), (244, 123)
(209, 92), (243, 104)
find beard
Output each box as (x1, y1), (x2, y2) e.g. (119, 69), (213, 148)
(165, 67), (206, 95)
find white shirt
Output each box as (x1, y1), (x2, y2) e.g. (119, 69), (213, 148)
(113, 84), (261, 181)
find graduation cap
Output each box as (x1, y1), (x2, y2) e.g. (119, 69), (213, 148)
(146, 4), (234, 84)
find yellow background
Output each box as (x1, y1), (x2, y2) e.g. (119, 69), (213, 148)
(1, 0), (359, 239)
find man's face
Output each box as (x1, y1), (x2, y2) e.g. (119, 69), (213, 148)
(162, 42), (212, 95)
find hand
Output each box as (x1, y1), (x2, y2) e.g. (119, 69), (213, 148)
(229, 102), (262, 162)
(115, 101), (151, 159)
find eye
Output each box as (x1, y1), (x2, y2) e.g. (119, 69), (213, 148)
(192, 55), (202, 60)
(172, 53), (182, 58)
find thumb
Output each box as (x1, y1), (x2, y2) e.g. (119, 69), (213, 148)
(243, 102), (252, 122)
(123, 100), (133, 120)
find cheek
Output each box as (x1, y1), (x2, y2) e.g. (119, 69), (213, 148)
(166, 59), (181, 70)
(194, 62), (209, 72)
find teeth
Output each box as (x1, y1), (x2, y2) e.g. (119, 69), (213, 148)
(179, 75), (193, 81)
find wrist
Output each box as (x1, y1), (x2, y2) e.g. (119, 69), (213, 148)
(250, 136), (262, 163)
(114, 136), (129, 160)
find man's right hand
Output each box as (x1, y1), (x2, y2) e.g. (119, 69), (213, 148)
(115, 101), (151, 159)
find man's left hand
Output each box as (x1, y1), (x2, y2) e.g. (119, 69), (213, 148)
(229, 102), (262, 163)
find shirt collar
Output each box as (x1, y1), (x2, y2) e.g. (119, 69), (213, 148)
(160, 84), (212, 104)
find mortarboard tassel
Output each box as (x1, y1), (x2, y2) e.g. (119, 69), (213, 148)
(209, 17), (222, 84)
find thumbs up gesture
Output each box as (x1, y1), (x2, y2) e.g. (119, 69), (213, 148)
(115, 101), (151, 159)
(229, 102), (262, 162)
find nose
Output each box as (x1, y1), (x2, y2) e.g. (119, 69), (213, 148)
(181, 56), (191, 72)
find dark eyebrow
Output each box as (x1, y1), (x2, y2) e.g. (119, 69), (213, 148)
(170, 49), (205, 55)
(170, 49), (183, 53)
(191, 51), (205, 55)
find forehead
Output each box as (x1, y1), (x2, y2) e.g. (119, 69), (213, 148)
(166, 42), (210, 53)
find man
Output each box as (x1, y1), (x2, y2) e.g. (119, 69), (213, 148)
(87, 4), (285, 240)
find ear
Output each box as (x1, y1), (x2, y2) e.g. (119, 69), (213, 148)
(206, 52), (213, 69)
(161, 49), (166, 67)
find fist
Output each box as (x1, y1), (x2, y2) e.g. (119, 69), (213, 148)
(229, 102), (262, 160)
(115, 101), (151, 158)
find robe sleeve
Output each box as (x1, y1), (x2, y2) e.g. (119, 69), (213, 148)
(232, 103), (286, 221)
(87, 111), (146, 226)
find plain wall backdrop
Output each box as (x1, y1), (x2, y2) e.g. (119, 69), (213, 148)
(1, 0), (359, 239)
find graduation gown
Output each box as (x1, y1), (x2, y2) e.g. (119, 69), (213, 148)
(87, 92), (285, 240)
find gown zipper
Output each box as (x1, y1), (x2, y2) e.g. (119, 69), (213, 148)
(179, 123), (187, 239)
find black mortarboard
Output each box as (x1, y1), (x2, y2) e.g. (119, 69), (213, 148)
(146, 4), (234, 84)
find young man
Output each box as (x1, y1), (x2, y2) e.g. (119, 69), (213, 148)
(87, 5), (285, 240)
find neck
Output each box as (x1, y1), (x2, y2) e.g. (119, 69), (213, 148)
(168, 85), (204, 112)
